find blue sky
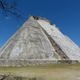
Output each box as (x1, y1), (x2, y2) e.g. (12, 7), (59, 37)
(0, 0), (80, 47)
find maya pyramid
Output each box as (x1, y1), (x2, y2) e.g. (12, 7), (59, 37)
(0, 16), (80, 66)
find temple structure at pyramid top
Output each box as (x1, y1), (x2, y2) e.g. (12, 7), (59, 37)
(0, 16), (80, 66)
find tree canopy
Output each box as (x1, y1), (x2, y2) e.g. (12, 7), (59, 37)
(0, 0), (22, 18)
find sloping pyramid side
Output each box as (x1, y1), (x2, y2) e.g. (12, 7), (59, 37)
(37, 19), (80, 61)
(0, 17), (62, 60)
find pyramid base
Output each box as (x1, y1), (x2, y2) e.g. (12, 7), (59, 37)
(0, 59), (79, 66)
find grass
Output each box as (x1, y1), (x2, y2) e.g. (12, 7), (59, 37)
(0, 64), (80, 80)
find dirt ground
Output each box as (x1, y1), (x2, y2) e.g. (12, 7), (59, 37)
(0, 64), (80, 80)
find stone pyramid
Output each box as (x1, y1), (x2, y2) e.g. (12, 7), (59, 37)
(0, 16), (80, 66)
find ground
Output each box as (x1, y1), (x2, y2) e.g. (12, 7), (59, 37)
(0, 64), (80, 80)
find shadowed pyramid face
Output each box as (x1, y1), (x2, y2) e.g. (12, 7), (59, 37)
(0, 16), (80, 62)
